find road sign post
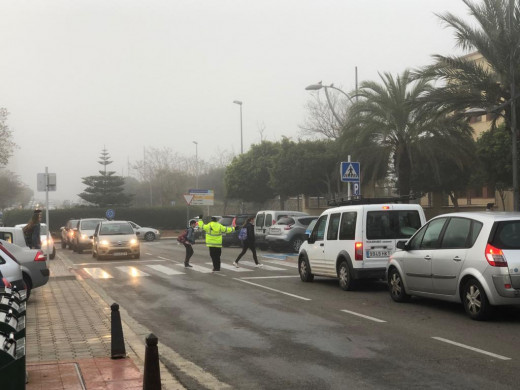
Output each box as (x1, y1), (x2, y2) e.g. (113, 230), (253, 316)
(340, 161), (360, 199)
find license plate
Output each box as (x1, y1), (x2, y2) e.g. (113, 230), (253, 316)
(270, 228), (281, 234)
(113, 252), (127, 256)
(367, 250), (391, 258)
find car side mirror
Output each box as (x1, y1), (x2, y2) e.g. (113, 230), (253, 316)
(307, 236), (315, 244)
(396, 240), (408, 250)
(304, 233), (310, 240)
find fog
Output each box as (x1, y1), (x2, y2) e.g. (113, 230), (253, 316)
(0, 0), (470, 203)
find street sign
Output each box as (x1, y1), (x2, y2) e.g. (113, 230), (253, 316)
(37, 173), (57, 192)
(340, 162), (360, 183)
(183, 194), (194, 205)
(106, 209), (115, 219)
(353, 182), (361, 196)
(188, 189), (214, 206)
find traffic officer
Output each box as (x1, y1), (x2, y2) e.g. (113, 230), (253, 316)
(198, 215), (234, 271)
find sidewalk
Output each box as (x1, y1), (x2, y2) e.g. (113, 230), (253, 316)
(24, 253), (186, 390)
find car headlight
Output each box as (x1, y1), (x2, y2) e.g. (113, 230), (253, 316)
(130, 239), (138, 246)
(100, 240), (109, 246)
(81, 234), (88, 240)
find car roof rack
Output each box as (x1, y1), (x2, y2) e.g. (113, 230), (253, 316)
(327, 193), (423, 207)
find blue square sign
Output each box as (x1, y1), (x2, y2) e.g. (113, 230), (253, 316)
(340, 162), (360, 183)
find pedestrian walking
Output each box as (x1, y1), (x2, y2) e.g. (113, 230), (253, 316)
(183, 219), (198, 267)
(23, 209), (42, 249)
(233, 216), (262, 268)
(198, 216), (234, 271)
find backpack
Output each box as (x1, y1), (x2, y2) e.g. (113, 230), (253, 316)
(238, 227), (248, 241)
(177, 229), (188, 243)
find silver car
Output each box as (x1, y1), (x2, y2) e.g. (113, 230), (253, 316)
(0, 240), (48, 298)
(73, 218), (105, 253)
(266, 216), (318, 253)
(387, 212), (520, 320)
(92, 220), (140, 260)
(0, 243), (25, 291)
(128, 221), (161, 241)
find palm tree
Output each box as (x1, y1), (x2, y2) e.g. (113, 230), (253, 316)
(341, 69), (474, 198)
(420, 0), (520, 125)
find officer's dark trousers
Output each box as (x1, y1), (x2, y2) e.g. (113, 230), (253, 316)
(209, 247), (222, 270)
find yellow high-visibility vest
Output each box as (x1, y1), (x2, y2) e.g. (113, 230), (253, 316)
(198, 221), (234, 248)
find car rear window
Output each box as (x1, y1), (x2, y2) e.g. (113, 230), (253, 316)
(366, 210), (422, 240)
(298, 217), (317, 226)
(490, 221), (520, 249)
(82, 220), (103, 230)
(219, 217), (234, 226)
(277, 217), (295, 225)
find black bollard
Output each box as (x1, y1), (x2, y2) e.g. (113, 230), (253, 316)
(143, 333), (161, 390)
(111, 303), (126, 359)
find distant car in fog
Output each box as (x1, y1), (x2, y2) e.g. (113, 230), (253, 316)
(128, 221), (161, 241)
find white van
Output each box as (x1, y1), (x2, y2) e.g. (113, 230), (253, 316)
(255, 210), (308, 249)
(298, 203), (426, 290)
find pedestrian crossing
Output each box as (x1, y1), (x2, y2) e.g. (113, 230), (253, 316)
(77, 259), (296, 280)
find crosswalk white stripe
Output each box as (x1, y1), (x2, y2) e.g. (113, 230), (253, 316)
(264, 260), (298, 269)
(208, 263), (252, 272)
(83, 268), (113, 279)
(236, 261), (288, 271)
(146, 265), (185, 275)
(175, 264), (213, 273)
(115, 266), (150, 277)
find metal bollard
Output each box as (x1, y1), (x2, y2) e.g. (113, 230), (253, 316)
(110, 303), (126, 359)
(143, 333), (161, 390)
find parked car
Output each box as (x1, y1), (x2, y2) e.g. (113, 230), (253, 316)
(0, 243), (25, 292)
(387, 211), (520, 320)
(128, 221), (161, 241)
(255, 210), (309, 249)
(266, 216), (318, 253)
(15, 223), (55, 259)
(222, 214), (256, 247)
(92, 220), (140, 260)
(73, 218), (105, 253)
(299, 203), (426, 291)
(0, 240), (48, 299)
(60, 219), (79, 249)
(0, 225), (55, 260)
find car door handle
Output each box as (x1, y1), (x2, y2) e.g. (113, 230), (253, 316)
(320, 243), (324, 247)
(424, 255), (432, 260)
(453, 256), (462, 262)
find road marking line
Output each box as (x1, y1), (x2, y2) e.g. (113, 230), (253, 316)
(146, 265), (185, 275)
(340, 309), (386, 323)
(264, 260), (298, 269)
(234, 279), (311, 301)
(157, 256), (170, 260)
(240, 276), (300, 280)
(174, 264), (213, 273)
(115, 266), (150, 277)
(83, 268), (113, 279)
(208, 263), (252, 272)
(238, 261), (288, 270)
(432, 337), (511, 360)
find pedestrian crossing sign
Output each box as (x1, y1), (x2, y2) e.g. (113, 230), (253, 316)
(340, 161), (360, 183)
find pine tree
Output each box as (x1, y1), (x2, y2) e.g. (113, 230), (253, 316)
(78, 148), (133, 207)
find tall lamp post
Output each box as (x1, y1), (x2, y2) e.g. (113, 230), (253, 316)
(233, 100), (243, 154)
(305, 81), (356, 126)
(192, 141), (198, 188)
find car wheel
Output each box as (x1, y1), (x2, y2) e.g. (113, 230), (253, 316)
(290, 237), (304, 253)
(50, 247), (56, 260)
(298, 257), (314, 282)
(388, 268), (410, 302)
(338, 260), (356, 291)
(134, 251), (141, 259)
(144, 232), (155, 242)
(463, 278), (493, 321)
(23, 273), (32, 300)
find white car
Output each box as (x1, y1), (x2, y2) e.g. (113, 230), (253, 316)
(128, 221), (161, 241)
(15, 223), (56, 259)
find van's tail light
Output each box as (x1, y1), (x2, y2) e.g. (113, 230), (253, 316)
(485, 243), (508, 267)
(34, 251), (46, 262)
(355, 242), (363, 260)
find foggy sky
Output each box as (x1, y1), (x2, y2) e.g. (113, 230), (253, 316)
(0, 0), (471, 203)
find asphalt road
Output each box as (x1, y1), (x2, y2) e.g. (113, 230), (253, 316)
(61, 239), (520, 389)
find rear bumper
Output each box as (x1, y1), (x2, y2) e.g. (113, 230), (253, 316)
(492, 275), (520, 299)
(351, 267), (386, 280)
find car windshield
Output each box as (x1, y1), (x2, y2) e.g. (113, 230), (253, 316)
(81, 220), (103, 230)
(100, 223), (134, 235)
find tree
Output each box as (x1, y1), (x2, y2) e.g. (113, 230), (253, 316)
(78, 148), (133, 207)
(225, 141), (280, 204)
(0, 108), (17, 166)
(341, 70), (475, 197)
(0, 171), (32, 209)
(299, 91), (346, 140)
(420, 0), (520, 134)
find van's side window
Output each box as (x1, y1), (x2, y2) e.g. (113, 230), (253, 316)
(256, 214), (265, 228)
(327, 213), (341, 240)
(339, 212), (357, 240)
(0, 232), (13, 243)
(311, 215), (328, 241)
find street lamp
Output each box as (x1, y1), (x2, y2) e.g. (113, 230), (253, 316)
(305, 81), (356, 126)
(192, 141), (198, 188)
(233, 100), (243, 154)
